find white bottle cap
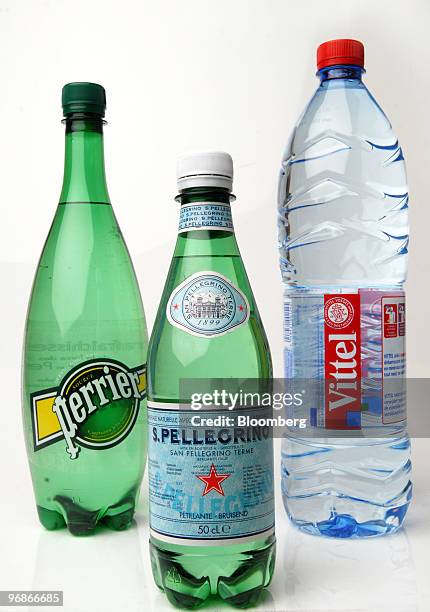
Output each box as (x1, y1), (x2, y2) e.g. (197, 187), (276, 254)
(177, 150), (233, 190)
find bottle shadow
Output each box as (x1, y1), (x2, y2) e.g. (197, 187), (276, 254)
(280, 524), (418, 611)
(150, 588), (276, 611)
(30, 521), (148, 612)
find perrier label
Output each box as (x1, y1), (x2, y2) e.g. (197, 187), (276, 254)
(22, 83), (148, 536)
(31, 359), (146, 459)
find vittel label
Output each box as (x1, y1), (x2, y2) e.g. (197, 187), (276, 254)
(178, 203), (233, 233)
(148, 402), (275, 544)
(324, 294), (362, 430)
(167, 272), (249, 337)
(31, 359), (146, 459)
(284, 290), (406, 430)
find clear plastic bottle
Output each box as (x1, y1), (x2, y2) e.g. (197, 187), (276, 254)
(278, 39), (412, 538)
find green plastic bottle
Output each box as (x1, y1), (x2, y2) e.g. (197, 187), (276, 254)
(22, 83), (148, 535)
(147, 151), (275, 608)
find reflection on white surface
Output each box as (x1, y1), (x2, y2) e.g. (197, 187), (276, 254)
(30, 523), (148, 612)
(150, 583), (277, 612)
(0, 427), (426, 611)
(281, 526), (418, 611)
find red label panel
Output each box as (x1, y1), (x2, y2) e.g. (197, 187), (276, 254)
(383, 303), (398, 338)
(324, 294), (362, 430)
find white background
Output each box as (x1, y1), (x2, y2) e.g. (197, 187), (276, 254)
(0, 1), (429, 611)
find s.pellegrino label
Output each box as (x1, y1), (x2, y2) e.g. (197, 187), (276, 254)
(148, 401), (275, 544)
(31, 358), (146, 459)
(167, 271), (249, 338)
(178, 202), (233, 233)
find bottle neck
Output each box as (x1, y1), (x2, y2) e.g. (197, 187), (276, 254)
(176, 186), (232, 206)
(173, 187), (240, 257)
(176, 187), (234, 233)
(59, 114), (110, 204)
(317, 64), (364, 83)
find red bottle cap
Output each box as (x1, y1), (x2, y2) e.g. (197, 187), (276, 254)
(317, 39), (364, 71)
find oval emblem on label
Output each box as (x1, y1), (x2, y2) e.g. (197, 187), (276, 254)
(31, 359), (146, 459)
(167, 272), (250, 337)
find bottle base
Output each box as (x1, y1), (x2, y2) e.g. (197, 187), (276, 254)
(36, 488), (138, 536)
(150, 536), (276, 609)
(281, 435), (413, 539)
(283, 495), (411, 539)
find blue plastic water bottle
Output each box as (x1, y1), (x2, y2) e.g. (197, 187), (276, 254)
(278, 39), (412, 538)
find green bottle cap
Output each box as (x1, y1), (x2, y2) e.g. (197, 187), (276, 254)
(62, 82), (106, 117)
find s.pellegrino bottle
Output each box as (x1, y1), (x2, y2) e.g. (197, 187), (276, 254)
(148, 151), (275, 608)
(278, 39), (411, 537)
(22, 83), (148, 535)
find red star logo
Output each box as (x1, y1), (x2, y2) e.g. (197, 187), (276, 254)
(196, 464), (230, 496)
(173, 303), (179, 310)
(239, 304), (244, 311)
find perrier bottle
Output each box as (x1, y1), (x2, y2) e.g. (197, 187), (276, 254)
(22, 83), (148, 535)
(147, 151), (275, 608)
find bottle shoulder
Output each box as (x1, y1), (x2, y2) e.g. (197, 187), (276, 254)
(147, 321), (272, 402)
(26, 203), (146, 325)
(290, 80), (397, 152)
(147, 255), (272, 397)
(278, 77), (408, 288)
